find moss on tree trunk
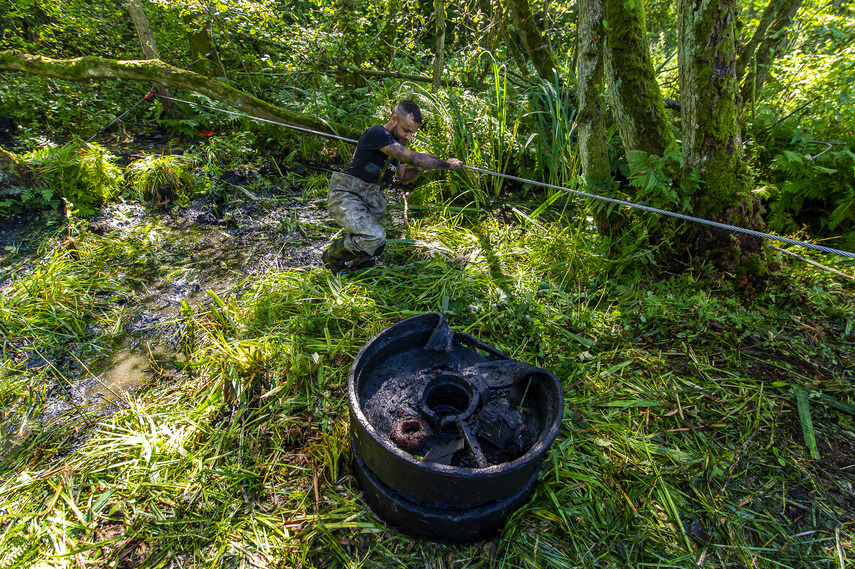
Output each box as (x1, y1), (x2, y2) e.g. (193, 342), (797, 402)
(182, 10), (225, 79)
(577, 0), (623, 236)
(603, 0), (674, 157)
(0, 51), (360, 141)
(679, 0), (766, 274)
(506, 0), (557, 80)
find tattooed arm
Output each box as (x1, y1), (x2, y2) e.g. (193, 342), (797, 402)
(381, 141), (463, 185)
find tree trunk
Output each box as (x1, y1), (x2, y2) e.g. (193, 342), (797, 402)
(125, 0), (177, 118)
(505, 0), (557, 80)
(432, 0), (446, 91)
(679, 0), (766, 273)
(182, 9), (225, 78)
(577, 0), (621, 236)
(500, 16), (530, 79)
(337, 0), (366, 87)
(1, 146), (38, 199)
(738, 0), (802, 114)
(0, 51), (361, 141)
(378, 0), (402, 68)
(603, 0), (674, 157)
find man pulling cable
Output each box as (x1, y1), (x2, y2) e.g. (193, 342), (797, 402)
(322, 99), (463, 273)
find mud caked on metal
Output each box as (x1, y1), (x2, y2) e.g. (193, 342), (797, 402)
(348, 312), (564, 542)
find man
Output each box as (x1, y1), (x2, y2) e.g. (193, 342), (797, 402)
(322, 99), (463, 273)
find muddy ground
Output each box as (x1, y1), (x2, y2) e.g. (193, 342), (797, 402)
(0, 155), (405, 450)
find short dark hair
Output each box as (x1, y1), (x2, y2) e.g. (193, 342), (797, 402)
(394, 99), (422, 124)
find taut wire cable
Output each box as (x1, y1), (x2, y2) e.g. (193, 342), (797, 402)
(146, 94), (855, 260)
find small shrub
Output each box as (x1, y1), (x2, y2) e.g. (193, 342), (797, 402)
(757, 143), (855, 238)
(125, 154), (196, 205)
(23, 140), (122, 216)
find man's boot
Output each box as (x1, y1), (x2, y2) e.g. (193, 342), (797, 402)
(322, 238), (360, 273)
(350, 243), (385, 270)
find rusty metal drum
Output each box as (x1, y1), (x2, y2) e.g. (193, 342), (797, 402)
(348, 312), (564, 542)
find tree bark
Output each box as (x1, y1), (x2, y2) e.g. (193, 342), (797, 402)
(378, 0), (403, 67)
(337, 0), (366, 87)
(1, 147), (38, 198)
(738, 0), (802, 113)
(182, 9), (225, 78)
(603, 0), (674, 157)
(505, 0), (557, 80)
(0, 51), (360, 141)
(126, 0), (177, 118)
(679, 0), (766, 273)
(432, 0), (446, 91)
(577, 0), (621, 236)
(500, 16), (530, 79)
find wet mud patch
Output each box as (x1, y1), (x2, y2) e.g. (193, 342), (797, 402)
(40, 339), (179, 423)
(1, 180), (341, 459)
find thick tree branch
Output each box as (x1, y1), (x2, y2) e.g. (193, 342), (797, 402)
(0, 50), (360, 140)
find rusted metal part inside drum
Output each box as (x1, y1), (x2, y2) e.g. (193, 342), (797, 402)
(348, 312), (564, 542)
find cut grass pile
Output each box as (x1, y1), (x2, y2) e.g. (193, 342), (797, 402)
(1, 205), (854, 568)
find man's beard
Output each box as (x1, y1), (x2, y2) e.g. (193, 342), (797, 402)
(392, 125), (408, 145)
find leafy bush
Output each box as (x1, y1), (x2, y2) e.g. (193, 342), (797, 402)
(756, 140), (855, 239)
(23, 140), (122, 216)
(0, 148), (59, 217)
(151, 93), (244, 138)
(124, 154), (197, 205)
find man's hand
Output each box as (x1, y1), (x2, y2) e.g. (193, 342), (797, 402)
(446, 158), (463, 170)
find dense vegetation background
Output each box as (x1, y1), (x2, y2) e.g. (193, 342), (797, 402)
(1, 0), (854, 567)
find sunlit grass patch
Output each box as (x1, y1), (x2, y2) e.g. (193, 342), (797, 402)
(1, 198), (854, 567)
(0, 246), (127, 355)
(124, 154), (197, 205)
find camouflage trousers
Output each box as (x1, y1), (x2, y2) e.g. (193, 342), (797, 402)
(326, 171), (388, 257)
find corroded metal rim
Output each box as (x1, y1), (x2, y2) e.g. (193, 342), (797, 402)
(348, 312), (565, 540)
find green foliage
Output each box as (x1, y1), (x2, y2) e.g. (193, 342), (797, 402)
(626, 141), (693, 211)
(410, 67), (525, 207)
(0, 227), (127, 353)
(124, 154), (197, 205)
(526, 72), (580, 193)
(0, 165), (58, 217)
(22, 140), (122, 216)
(152, 93), (244, 138)
(761, 2), (855, 140)
(753, 122), (855, 242)
(206, 130), (257, 165)
(763, 145), (855, 233)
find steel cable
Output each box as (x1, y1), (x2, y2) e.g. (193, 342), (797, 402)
(152, 94), (854, 260)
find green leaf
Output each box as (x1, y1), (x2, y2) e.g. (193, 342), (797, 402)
(796, 389), (820, 460)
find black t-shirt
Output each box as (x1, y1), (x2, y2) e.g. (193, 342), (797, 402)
(345, 125), (400, 186)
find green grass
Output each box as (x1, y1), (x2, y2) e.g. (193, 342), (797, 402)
(1, 203), (854, 567)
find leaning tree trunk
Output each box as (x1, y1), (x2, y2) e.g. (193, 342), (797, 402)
(738, 0), (802, 115)
(0, 51), (361, 142)
(505, 0), (557, 80)
(577, 0), (622, 236)
(603, 0), (674, 157)
(432, 0), (446, 91)
(126, 0), (177, 118)
(337, 0), (366, 87)
(500, 16), (530, 79)
(679, 0), (766, 274)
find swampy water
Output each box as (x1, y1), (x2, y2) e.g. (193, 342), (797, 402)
(0, 165), (349, 456)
